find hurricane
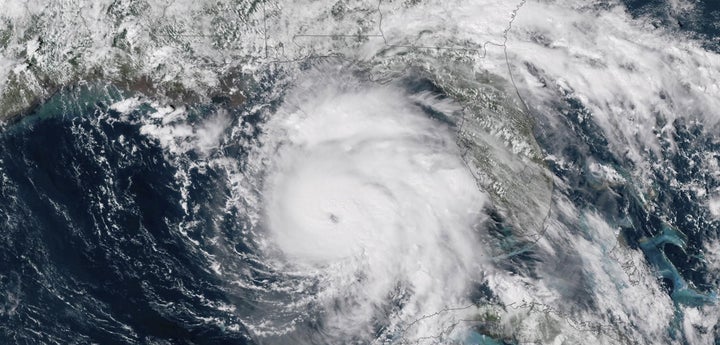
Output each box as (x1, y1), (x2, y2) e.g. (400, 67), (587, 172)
(0, 0), (719, 344)
(250, 67), (487, 343)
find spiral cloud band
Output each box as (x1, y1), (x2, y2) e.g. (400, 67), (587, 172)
(256, 68), (488, 342)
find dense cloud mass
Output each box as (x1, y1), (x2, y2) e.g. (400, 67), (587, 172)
(255, 68), (487, 342)
(0, 0), (719, 344)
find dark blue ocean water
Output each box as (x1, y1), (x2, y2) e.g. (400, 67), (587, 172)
(0, 86), (255, 344)
(622, 0), (720, 52)
(529, 73), (720, 342)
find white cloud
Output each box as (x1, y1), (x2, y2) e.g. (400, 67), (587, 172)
(709, 196), (720, 219)
(251, 66), (488, 343)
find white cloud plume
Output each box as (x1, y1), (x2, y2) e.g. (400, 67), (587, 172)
(252, 66), (488, 343)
